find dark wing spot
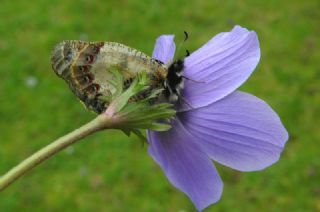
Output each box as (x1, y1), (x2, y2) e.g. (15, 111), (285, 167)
(92, 84), (100, 93)
(86, 54), (94, 63)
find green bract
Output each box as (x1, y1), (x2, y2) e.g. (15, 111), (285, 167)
(102, 68), (176, 138)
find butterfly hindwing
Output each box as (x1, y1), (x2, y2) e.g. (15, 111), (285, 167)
(51, 40), (168, 113)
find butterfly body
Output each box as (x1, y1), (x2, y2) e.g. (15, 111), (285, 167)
(51, 40), (184, 113)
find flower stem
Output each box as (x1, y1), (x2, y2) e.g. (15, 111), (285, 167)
(0, 115), (112, 191)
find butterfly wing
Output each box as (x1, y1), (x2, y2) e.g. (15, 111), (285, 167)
(51, 40), (168, 113)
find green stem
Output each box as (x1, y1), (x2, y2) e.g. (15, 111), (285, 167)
(0, 115), (112, 191)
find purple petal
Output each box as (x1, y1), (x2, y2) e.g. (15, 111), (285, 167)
(179, 91), (289, 172)
(180, 25), (261, 111)
(147, 118), (223, 211)
(152, 35), (176, 64)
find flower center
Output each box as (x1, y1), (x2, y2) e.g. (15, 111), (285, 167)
(163, 59), (185, 103)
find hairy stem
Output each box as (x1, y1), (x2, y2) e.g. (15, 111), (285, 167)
(0, 115), (112, 191)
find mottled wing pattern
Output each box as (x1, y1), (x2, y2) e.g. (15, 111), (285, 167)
(51, 40), (168, 113)
(51, 41), (107, 113)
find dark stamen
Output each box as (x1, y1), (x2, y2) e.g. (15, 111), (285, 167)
(186, 49), (190, 57)
(184, 31), (189, 41)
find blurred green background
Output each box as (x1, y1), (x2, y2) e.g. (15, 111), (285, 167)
(0, 0), (319, 211)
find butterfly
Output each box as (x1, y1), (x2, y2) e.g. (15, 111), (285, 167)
(51, 40), (185, 113)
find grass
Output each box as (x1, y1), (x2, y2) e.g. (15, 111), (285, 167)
(0, 0), (319, 211)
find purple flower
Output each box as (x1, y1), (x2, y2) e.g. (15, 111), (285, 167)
(148, 26), (289, 210)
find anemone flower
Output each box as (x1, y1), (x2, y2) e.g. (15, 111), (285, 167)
(148, 25), (289, 211)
